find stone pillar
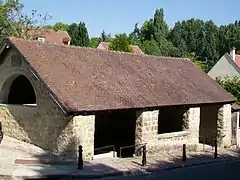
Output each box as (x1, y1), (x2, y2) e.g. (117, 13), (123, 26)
(187, 107), (200, 144)
(135, 110), (158, 153)
(217, 104), (231, 147)
(72, 115), (95, 160)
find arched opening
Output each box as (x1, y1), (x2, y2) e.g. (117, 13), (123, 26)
(7, 75), (36, 105)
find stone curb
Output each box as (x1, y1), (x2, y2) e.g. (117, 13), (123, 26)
(13, 157), (240, 179)
(145, 157), (240, 173)
(0, 175), (14, 180)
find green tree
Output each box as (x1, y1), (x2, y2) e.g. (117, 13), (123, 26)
(217, 77), (240, 104)
(129, 23), (141, 45)
(153, 8), (169, 48)
(53, 22), (69, 31)
(141, 39), (161, 55)
(90, 37), (100, 48)
(0, 0), (51, 41)
(68, 22), (90, 47)
(139, 19), (154, 42)
(100, 30), (111, 42)
(184, 52), (206, 70)
(109, 33), (132, 52)
(201, 20), (219, 71)
(168, 21), (187, 56)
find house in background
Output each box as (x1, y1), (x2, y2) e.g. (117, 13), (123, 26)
(97, 42), (144, 54)
(208, 48), (240, 147)
(208, 48), (240, 79)
(27, 29), (71, 46)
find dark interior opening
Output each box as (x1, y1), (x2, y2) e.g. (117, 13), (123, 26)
(199, 105), (218, 146)
(94, 110), (136, 158)
(8, 75), (36, 105)
(158, 106), (186, 134)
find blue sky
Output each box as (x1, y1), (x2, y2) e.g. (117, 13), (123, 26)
(20, 0), (240, 37)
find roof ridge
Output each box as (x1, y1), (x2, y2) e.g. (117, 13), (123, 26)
(8, 37), (191, 61)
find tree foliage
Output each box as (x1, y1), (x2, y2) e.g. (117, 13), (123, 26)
(109, 33), (132, 52)
(99, 30), (111, 42)
(217, 77), (240, 104)
(68, 22), (90, 47)
(90, 37), (100, 48)
(0, 0), (51, 41)
(53, 22), (69, 31)
(2, 3), (240, 73)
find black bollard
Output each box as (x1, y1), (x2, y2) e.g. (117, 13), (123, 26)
(214, 139), (217, 159)
(142, 145), (147, 166)
(78, 145), (83, 169)
(0, 122), (3, 144)
(182, 144), (187, 162)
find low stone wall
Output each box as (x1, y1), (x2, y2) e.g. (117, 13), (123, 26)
(0, 104), (74, 156)
(237, 128), (240, 147)
(147, 131), (194, 155)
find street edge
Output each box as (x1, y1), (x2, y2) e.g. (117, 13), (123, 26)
(10, 157), (240, 179)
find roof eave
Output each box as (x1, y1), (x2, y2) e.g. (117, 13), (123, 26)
(67, 99), (236, 116)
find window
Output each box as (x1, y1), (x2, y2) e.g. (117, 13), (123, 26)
(7, 75), (36, 105)
(158, 106), (187, 134)
(37, 37), (45, 43)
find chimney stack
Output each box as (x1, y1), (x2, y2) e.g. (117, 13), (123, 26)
(230, 47), (236, 61)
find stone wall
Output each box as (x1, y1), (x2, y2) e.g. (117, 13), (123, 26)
(231, 111), (239, 145)
(0, 49), (96, 160)
(135, 107), (200, 155)
(72, 115), (95, 160)
(188, 107), (200, 144)
(218, 104), (232, 147)
(0, 49), (76, 156)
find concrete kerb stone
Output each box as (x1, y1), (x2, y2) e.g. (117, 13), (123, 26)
(0, 175), (14, 180)
(146, 156), (240, 173)
(13, 157), (240, 180)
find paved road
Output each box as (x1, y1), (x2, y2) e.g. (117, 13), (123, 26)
(90, 160), (240, 180)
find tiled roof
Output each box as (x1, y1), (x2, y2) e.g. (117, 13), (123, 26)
(227, 53), (240, 68)
(232, 103), (240, 111)
(6, 37), (235, 113)
(235, 54), (240, 68)
(27, 29), (71, 45)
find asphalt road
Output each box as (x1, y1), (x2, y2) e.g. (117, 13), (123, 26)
(91, 160), (240, 180)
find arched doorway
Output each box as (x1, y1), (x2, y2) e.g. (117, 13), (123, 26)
(7, 75), (36, 105)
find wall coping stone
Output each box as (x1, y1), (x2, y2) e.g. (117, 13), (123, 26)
(0, 103), (37, 108)
(157, 131), (189, 140)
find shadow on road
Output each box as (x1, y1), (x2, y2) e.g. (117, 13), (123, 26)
(13, 144), (240, 180)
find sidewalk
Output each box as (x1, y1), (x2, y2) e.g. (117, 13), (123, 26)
(0, 136), (239, 179)
(11, 148), (240, 179)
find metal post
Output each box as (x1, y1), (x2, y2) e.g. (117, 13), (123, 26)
(78, 145), (83, 169)
(113, 146), (115, 158)
(142, 145), (147, 166)
(0, 122), (3, 144)
(214, 139), (217, 159)
(182, 144), (187, 162)
(203, 137), (205, 151)
(119, 147), (122, 158)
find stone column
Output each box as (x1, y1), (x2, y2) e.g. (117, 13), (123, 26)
(217, 104), (231, 147)
(186, 107), (200, 144)
(135, 110), (158, 154)
(72, 115), (95, 160)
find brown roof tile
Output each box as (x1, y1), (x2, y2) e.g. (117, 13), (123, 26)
(7, 37), (235, 113)
(27, 29), (71, 45)
(232, 103), (240, 111)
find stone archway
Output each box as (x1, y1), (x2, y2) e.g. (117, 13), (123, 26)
(0, 74), (37, 105)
